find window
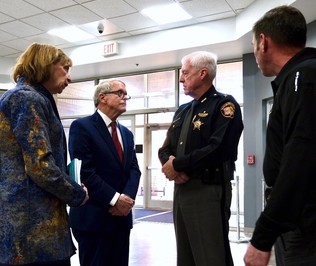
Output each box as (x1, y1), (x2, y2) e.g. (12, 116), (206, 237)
(57, 80), (95, 118)
(100, 70), (176, 111)
(179, 61), (243, 105)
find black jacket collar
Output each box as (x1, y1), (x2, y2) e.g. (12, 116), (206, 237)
(272, 47), (316, 94)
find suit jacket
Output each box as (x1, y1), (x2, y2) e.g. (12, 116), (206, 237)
(68, 111), (141, 232)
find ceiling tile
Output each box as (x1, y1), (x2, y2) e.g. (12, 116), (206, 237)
(25, 0), (78, 11)
(25, 33), (69, 46)
(226, 0), (256, 10)
(0, 30), (17, 42)
(2, 39), (33, 53)
(22, 13), (71, 31)
(50, 5), (102, 24)
(0, 44), (20, 56)
(0, 0), (43, 19)
(196, 11), (236, 23)
(83, 0), (136, 19)
(109, 13), (157, 32)
(0, 12), (14, 23)
(0, 21), (43, 38)
(181, 0), (233, 17)
(124, 0), (174, 10)
(73, 0), (94, 3)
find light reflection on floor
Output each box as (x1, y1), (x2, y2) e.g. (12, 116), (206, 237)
(71, 221), (276, 266)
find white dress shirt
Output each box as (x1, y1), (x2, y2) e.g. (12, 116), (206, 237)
(97, 109), (122, 206)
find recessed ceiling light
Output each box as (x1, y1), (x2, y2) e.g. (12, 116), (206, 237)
(141, 3), (192, 25)
(48, 26), (95, 42)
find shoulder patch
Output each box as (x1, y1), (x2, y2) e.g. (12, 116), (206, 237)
(220, 102), (235, 119)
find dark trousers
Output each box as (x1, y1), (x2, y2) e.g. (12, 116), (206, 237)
(72, 228), (131, 266)
(274, 228), (316, 265)
(274, 190), (316, 266)
(173, 179), (233, 266)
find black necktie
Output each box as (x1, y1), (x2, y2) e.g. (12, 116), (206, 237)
(176, 100), (197, 156)
(110, 121), (123, 163)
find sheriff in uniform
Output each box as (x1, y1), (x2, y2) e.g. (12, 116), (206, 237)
(159, 51), (243, 266)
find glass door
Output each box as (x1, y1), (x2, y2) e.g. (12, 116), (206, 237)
(120, 117), (173, 210)
(146, 126), (173, 209)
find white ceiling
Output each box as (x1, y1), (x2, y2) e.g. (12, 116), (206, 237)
(0, 0), (315, 82)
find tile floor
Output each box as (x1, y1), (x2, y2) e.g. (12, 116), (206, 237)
(71, 215), (276, 266)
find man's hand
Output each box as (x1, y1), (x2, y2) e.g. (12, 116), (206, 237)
(108, 205), (124, 216)
(109, 194), (134, 216)
(80, 184), (89, 206)
(244, 244), (271, 266)
(174, 172), (189, 184)
(162, 155), (179, 181)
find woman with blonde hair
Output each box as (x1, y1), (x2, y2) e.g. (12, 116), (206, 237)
(0, 43), (88, 266)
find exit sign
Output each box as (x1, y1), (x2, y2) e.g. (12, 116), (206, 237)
(103, 41), (118, 56)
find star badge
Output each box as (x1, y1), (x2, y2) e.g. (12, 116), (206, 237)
(192, 119), (203, 130)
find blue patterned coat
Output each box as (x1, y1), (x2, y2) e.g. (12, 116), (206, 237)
(0, 79), (86, 265)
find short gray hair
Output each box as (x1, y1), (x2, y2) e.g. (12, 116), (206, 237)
(181, 51), (217, 81)
(93, 79), (125, 107)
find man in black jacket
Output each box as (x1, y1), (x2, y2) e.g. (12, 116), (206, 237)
(244, 5), (316, 266)
(159, 51), (243, 266)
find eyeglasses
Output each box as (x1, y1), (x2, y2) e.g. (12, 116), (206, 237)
(102, 90), (131, 100)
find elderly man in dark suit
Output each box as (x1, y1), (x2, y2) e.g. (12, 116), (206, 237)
(68, 80), (141, 266)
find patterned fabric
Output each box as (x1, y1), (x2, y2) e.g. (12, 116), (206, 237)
(0, 78), (86, 265)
